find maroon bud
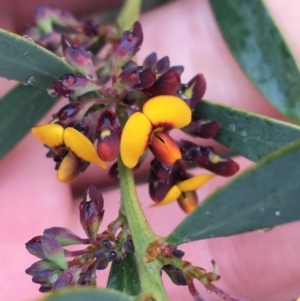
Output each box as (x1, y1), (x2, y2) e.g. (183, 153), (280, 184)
(148, 171), (173, 203)
(53, 267), (82, 290)
(135, 68), (156, 89)
(155, 56), (170, 74)
(83, 19), (100, 37)
(26, 260), (60, 276)
(184, 115), (220, 139)
(78, 264), (97, 286)
(185, 74), (206, 109)
(143, 52), (157, 69)
(114, 21), (143, 59)
(79, 184), (105, 243)
(96, 110), (121, 162)
(41, 236), (68, 270)
(150, 159), (172, 179)
(36, 32), (61, 53)
(144, 69), (180, 96)
(118, 67), (140, 86)
(26, 236), (46, 259)
(32, 269), (61, 285)
(53, 73), (77, 97)
(108, 162), (119, 180)
(43, 227), (87, 247)
(163, 265), (187, 286)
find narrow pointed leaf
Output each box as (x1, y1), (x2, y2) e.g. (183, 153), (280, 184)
(210, 0), (300, 123)
(195, 100), (300, 161)
(166, 139), (300, 246)
(0, 84), (59, 159)
(0, 29), (74, 88)
(117, 0), (142, 32)
(107, 252), (141, 296)
(40, 287), (134, 301)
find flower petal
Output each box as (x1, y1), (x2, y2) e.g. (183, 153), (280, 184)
(177, 191), (198, 213)
(31, 124), (64, 148)
(177, 174), (216, 192)
(151, 185), (181, 206)
(150, 132), (181, 165)
(57, 151), (81, 183)
(143, 95), (191, 130)
(63, 127), (106, 169)
(120, 112), (152, 168)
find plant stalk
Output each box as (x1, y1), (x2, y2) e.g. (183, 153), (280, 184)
(118, 156), (169, 301)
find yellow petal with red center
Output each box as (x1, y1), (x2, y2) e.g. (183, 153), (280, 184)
(177, 191), (198, 213)
(177, 174), (216, 192)
(143, 95), (191, 130)
(57, 151), (81, 183)
(31, 124), (64, 148)
(120, 112), (152, 168)
(150, 132), (181, 165)
(63, 127), (106, 169)
(151, 185), (181, 207)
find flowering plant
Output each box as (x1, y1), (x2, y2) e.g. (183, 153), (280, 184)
(1, 1), (300, 301)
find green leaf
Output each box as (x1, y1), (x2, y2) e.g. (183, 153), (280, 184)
(107, 252), (141, 296)
(210, 0), (300, 123)
(166, 139), (300, 246)
(0, 29), (74, 89)
(116, 0), (142, 32)
(195, 100), (300, 161)
(0, 84), (59, 159)
(40, 287), (134, 301)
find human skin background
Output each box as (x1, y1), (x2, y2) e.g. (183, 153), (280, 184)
(0, 0), (300, 300)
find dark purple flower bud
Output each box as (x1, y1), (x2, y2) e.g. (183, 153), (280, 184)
(61, 36), (96, 79)
(95, 250), (106, 260)
(43, 227), (87, 247)
(106, 250), (117, 262)
(83, 19), (100, 37)
(122, 60), (139, 70)
(123, 239), (135, 253)
(170, 65), (184, 76)
(96, 110), (121, 162)
(172, 248), (185, 259)
(53, 267), (82, 290)
(148, 172), (173, 203)
(184, 74), (206, 109)
(179, 140), (239, 177)
(79, 184), (105, 243)
(184, 115), (220, 139)
(26, 260), (60, 276)
(114, 21), (143, 60)
(53, 74), (100, 99)
(108, 162), (119, 180)
(52, 100), (95, 127)
(143, 52), (157, 69)
(102, 240), (113, 251)
(163, 265), (187, 286)
(96, 258), (109, 270)
(113, 254), (123, 265)
(118, 67), (140, 86)
(39, 285), (52, 293)
(41, 235), (68, 270)
(32, 269), (61, 285)
(144, 69), (180, 96)
(26, 236), (46, 259)
(36, 32), (61, 53)
(78, 265), (97, 286)
(150, 159), (172, 179)
(155, 56), (170, 74)
(135, 68), (156, 89)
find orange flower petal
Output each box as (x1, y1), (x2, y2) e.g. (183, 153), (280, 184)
(64, 127), (106, 169)
(31, 124), (64, 148)
(57, 151), (81, 183)
(150, 132), (181, 165)
(120, 112), (152, 168)
(143, 95), (191, 130)
(151, 185), (181, 207)
(177, 174), (215, 192)
(177, 191), (198, 213)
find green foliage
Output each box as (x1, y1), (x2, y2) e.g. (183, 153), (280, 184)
(107, 252), (141, 296)
(210, 0), (300, 123)
(0, 29), (74, 89)
(0, 85), (59, 159)
(196, 101), (300, 161)
(166, 139), (300, 245)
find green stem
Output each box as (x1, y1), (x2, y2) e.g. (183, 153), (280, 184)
(118, 156), (169, 301)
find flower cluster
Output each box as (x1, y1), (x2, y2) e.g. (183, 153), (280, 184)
(25, 184), (133, 292)
(30, 5), (239, 213)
